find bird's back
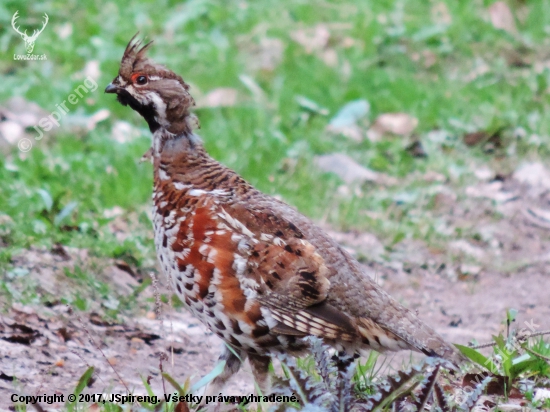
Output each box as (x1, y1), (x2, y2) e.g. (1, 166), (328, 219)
(152, 136), (463, 364)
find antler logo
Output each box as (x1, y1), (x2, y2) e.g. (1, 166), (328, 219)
(12, 10), (49, 54)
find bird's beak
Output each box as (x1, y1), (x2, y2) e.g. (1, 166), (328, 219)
(104, 83), (119, 94)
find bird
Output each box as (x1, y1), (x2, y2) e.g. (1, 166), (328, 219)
(105, 35), (464, 396)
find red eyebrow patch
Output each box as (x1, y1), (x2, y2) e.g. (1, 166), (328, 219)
(131, 73), (146, 83)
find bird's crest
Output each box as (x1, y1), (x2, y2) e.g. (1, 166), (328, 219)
(119, 33), (154, 78)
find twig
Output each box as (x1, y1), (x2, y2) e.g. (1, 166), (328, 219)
(469, 329), (550, 350)
(73, 310), (133, 400)
(523, 346), (550, 363)
(69, 349), (108, 387)
(468, 341), (498, 350)
(150, 272), (167, 396)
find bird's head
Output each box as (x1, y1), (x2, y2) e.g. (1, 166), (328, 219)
(105, 34), (197, 135)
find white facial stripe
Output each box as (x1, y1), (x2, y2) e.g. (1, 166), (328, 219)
(116, 75), (127, 86)
(147, 92), (169, 127)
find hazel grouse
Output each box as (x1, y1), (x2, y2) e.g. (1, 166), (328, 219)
(105, 35), (463, 395)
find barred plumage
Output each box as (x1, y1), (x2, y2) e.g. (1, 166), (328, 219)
(106, 35), (464, 396)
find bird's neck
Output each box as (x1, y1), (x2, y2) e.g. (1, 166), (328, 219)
(152, 127), (203, 157)
(151, 128), (253, 195)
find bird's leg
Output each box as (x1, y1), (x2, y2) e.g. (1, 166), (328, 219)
(248, 354), (272, 395)
(204, 345), (246, 398)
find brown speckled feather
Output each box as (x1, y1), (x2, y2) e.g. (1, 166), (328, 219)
(106, 36), (465, 396)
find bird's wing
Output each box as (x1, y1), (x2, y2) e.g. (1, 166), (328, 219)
(218, 202), (358, 341)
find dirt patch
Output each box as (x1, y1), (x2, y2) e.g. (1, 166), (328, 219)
(2, 167), (550, 410)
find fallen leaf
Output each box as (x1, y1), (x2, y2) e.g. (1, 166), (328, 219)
(431, 2), (452, 25)
(83, 60), (101, 82)
(320, 48), (338, 67)
(449, 240), (485, 260)
(0, 121), (25, 145)
(0, 372), (15, 381)
(488, 1), (517, 35)
(56, 327), (72, 342)
(463, 131), (489, 146)
(295, 95), (329, 115)
(514, 162), (550, 190)
(326, 230), (385, 260)
(196, 88), (238, 108)
(534, 388), (550, 403)
(239, 75), (266, 103)
(86, 109), (110, 131)
(330, 125), (363, 142)
(329, 99), (370, 128)
(51, 243), (71, 261)
(474, 166), (494, 181)
(465, 182), (517, 203)
(290, 24), (330, 53)
(463, 373), (522, 397)
(326, 99), (370, 142)
(246, 37), (284, 72)
(406, 140), (427, 158)
(458, 264), (481, 280)
(126, 331), (161, 344)
(114, 260), (138, 279)
(89, 312), (116, 327)
(367, 113), (418, 141)
(175, 401), (190, 412)
(111, 121), (141, 143)
(314, 153), (378, 184)
(290, 24), (344, 67)
(523, 207), (550, 230)
(0, 321), (40, 345)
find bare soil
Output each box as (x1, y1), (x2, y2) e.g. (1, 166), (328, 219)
(1, 169), (550, 410)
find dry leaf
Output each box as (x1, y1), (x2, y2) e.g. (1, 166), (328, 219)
(488, 2), (517, 35)
(534, 388), (550, 403)
(465, 181), (516, 203)
(290, 24), (330, 53)
(175, 401), (190, 412)
(464, 61), (491, 82)
(321, 48), (338, 67)
(514, 162), (550, 190)
(83, 60), (101, 81)
(0, 121), (25, 145)
(111, 120), (141, 143)
(406, 140), (427, 158)
(86, 109), (110, 131)
(431, 2), (452, 25)
(463, 131), (489, 146)
(314, 153), (379, 184)
(246, 37), (284, 72)
(524, 207), (550, 230)
(196, 88), (238, 108)
(367, 113), (418, 141)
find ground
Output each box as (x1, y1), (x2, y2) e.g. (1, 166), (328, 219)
(2, 1), (550, 410)
(2, 165), (550, 409)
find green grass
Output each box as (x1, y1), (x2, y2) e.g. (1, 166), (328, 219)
(2, 0), (550, 306)
(2, 3), (550, 407)
(2, 1), (549, 260)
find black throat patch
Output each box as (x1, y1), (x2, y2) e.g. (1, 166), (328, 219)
(116, 89), (160, 133)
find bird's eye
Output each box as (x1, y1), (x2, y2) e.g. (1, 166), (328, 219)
(136, 75), (148, 85)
